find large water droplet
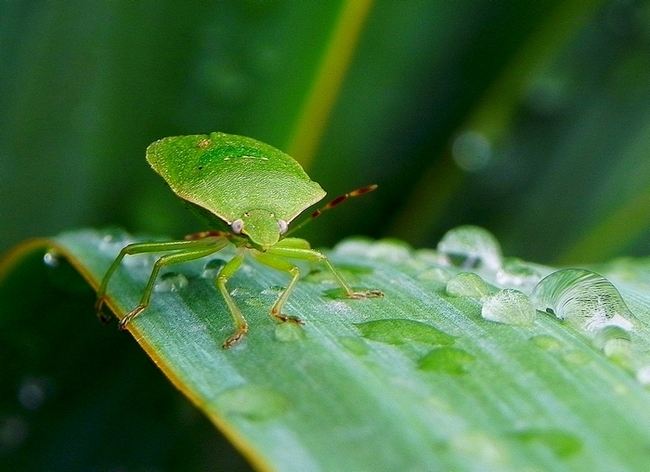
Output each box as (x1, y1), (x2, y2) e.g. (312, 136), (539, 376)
(355, 319), (455, 347)
(481, 289), (536, 326)
(446, 272), (490, 298)
(154, 272), (189, 292)
(437, 226), (502, 270)
(418, 347), (475, 374)
(530, 269), (635, 332)
(215, 385), (289, 421)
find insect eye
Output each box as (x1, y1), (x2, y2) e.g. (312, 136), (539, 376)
(277, 219), (288, 234)
(231, 219), (244, 234)
(243, 212), (250, 217)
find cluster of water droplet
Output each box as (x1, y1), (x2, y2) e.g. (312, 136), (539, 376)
(431, 225), (650, 385)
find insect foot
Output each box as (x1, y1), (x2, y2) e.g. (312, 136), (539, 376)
(222, 325), (249, 349)
(118, 305), (146, 330)
(95, 297), (113, 324)
(348, 290), (384, 299)
(270, 310), (305, 325)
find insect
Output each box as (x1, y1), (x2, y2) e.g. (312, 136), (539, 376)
(96, 132), (382, 348)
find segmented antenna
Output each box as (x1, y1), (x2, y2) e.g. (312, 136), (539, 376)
(285, 184), (377, 236)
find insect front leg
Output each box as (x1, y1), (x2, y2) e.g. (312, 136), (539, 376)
(251, 251), (305, 326)
(215, 249), (249, 348)
(266, 237), (384, 299)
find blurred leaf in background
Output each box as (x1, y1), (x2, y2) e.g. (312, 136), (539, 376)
(2, 0), (650, 470)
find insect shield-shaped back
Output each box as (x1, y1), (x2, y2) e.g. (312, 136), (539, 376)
(146, 132), (327, 248)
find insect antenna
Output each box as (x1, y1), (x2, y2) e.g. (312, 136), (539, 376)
(285, 184), (378, 236)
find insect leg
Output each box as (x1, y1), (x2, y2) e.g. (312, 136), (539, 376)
(251, 251), (305, 325)
(96, 237), (228, 323)
(118, 241), (229, 329)
(215, 249), (249, 348)
(266, 237), (383, 299)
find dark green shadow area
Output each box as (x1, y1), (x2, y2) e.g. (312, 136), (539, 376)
(0, 241), (252, 472)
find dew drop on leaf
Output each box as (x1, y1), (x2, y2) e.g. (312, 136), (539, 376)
(365, 238), (412, 263)
(593, 326), (633, 368)
(354, 319), (455, 347)
(98, 228), (133, 252)
(275, 322), (306, 343)
(215, 385), (289, 421)
(530, 334), (563, 351)
(481, 289), (536, 326)
(339, 336), (369, 356)
(530, 269), (635, 332)
(635, 364), (650, 388)
(42, 250), (61, 268)
(512, 428), (582, 459)
(417, 347), (475, 374)
(437, 225), (503, 270)
(154, 272), (189, 292)
(446, 272), (490, 298)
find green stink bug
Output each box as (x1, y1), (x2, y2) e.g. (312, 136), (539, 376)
(96, 132), (382, 348)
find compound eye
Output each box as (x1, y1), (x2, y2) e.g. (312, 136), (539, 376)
(277, 219), (288, 234)
(231, 219), (244, 234)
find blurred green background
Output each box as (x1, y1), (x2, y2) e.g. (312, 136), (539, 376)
(2, 0), (650, 470)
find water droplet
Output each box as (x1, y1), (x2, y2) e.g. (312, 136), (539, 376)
(98, 228), (134, 253)
(530, 334), (563, 351)
(437, 226), (502, 270)
(415, 248), (452, 267)
(333, 238), (374, 257)
(449, 430), (508, 468)
(17, 376), (53, 410)
(215, 385), (289, 421)
(355, 319), (455, 347)
(201, 258), (226, 279)
(496, 258), (546, 292)
(512, 428), (582, 458)
(452, 131), (492, 172)
(593, 326), (633, 368)
(446, 272), (490, 298)
(154, 272), (189, 292)
(481, 289), (536, 326)
(418, 347), (475, 374)
(636, 364), (650, 387)
(366, 239), (412, 263)
(418, 268), (452, 284)
(274, 322), (306, 342)
(339, 336), (369, 356)
(562, 350), (591, 366)
(43, 250), (61, 268)
(530, 269), (635, 332)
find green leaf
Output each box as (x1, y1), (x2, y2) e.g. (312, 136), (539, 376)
(4, 228), (650, 470)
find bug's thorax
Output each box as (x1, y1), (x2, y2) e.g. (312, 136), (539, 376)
(232, 208), (288, 251)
